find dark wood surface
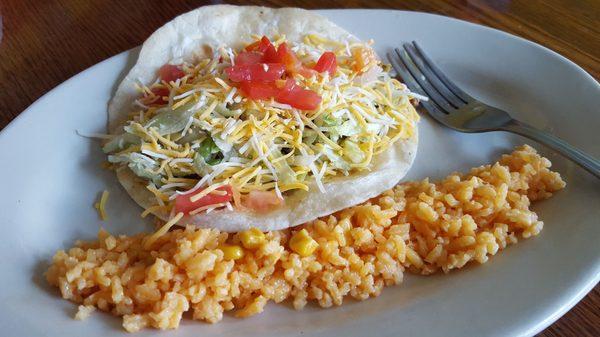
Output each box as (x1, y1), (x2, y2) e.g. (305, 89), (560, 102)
(0, 1), (598, 335)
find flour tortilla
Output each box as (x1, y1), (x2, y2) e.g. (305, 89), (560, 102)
(108, 5), (418, 232)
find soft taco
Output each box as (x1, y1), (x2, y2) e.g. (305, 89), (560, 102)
(105, 5), (420, 232)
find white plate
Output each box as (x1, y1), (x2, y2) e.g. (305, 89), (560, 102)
(1, 9), (598, 337)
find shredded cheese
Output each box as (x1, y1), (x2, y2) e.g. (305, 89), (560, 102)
(189, 202), (228, 215)
(104, 34), (421, 216)
(190, 180), (229, 203)
(94, 190), (110, 221)
(143, 212), (184, 249)
(141, 205), (166, 218)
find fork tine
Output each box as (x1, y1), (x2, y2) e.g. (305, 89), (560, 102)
(411, 41), (474, 103)
(387, 52), (450, 124)
(403, 43), (465, 108)
(394, 47), (455, 114)
(386, 52), (426, 98)
(415, 96), (454, 126)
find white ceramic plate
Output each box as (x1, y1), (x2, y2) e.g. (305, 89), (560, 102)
(1, 9), (598, 337)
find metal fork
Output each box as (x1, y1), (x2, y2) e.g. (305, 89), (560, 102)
(388, 42), (600, 178)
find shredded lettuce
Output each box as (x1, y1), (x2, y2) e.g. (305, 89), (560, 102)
(272, 156), (297, 184)
(302, 129), (318, 145)
(177, 127), (206, 145)
(145, 101), (197, 135)
(293, 154), (317, 167)
(108, 153), (162, 185)
(243, 108), (267, 120)
(318, 115), (361, 143)
(102, 133), (141, 154)
(336, 120), (361, 136)
(196, 136), (223, 166)
(342, 139), (366, 164)
(212, 134), (233, 153)
(366, 123), (383, 134)
(318, 114), (338, 127)
(192, 155), (210, 176)
(321, 145), (350, 171)
(215, 103), (242, 117)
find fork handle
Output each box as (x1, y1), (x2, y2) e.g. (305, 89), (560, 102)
(502, 119), (600, 179)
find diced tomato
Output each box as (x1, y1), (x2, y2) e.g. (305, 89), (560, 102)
(351, 46), (377, 72)
(276, 77), (297, 93)
(225, 63), (285, 82)
(298, 66), (318, 79)
(246, 37), (278, 63)
(244, 41), (261, 52)
(314, 51), (337, 76)
(235, 51), (264, 66)
(273, 43), (316, 78)
(275, 78), (322, 110)
(174, 185), (233, 215)
(245, 36), (274, 53)
(158, 64), (185, 83)
(279, 88), (321, 110)
(237, 37), (277, 65)
(263, 44), (279, 63)
(228, 38), (322, 109)
(151, 87), (170, 98)
(244, 190), (282, 213)
(142, 87), (169, 104)
(276, 43), (303, 73)
(239, 81), (280, 100)
(257, 36), (275, 53)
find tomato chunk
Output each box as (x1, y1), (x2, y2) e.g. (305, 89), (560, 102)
(235, 51), (264, 66)
(276, 77), (297, 93)
(276, 78), (322, 110)
(314, 52), (337, 76)
(263, 44), (279, 63)
(142, 87), (169, 105)
(245, 41), (260, 52)
(229, 38), (322, 109)
(244, 190), (282, 213)
(276, 43), (303, 73)
(278, 88), (321, 110)
(273, 43), (316, 78)
(150, 87), (170, 97)
(158, 64), (185, 83)
(174, 185), (233, 215)
(298, 66), (317, 79)
(239, 81), (279, 100)
(245, 36), (275, 53)
(225, 63), (285, 82)
(351, 46), (377, 72)
(257, 36), (275, 53)
(237, 37), (278, 66)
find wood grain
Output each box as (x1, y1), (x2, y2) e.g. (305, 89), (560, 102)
(0, 1), (597, 335)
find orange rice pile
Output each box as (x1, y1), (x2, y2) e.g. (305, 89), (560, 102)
(45, 145), (565, 332)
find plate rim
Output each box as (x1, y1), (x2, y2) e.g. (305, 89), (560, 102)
(1, 8), (598, 337)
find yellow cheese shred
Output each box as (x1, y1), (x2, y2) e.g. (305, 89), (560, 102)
(190, 180), (229, 202)
(106, 34), (421, 217)
(94, 190), (109, 221)
(143, 212), (184, 249)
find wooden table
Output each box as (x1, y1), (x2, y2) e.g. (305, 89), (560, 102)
(0, 1), (598, 335)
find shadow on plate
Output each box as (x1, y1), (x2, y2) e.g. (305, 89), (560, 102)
(110, 46), (141, 97)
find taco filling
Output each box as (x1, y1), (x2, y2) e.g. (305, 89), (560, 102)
(104, 34), (419, 218)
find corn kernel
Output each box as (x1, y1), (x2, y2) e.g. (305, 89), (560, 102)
(240, 228), (266, 250)
(289, 229), (319, 257)
(219, 245), (244, 260)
